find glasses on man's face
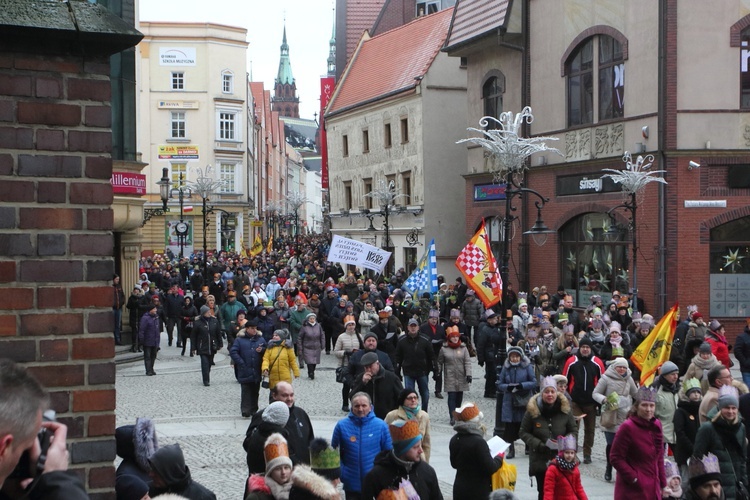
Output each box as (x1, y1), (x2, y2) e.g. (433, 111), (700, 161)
(405, 395), (419, 400)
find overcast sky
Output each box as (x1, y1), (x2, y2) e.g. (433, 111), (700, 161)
(139, 0), (335, 120)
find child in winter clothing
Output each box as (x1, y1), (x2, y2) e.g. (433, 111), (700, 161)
(662, 460), (682, 499)
(245, 433), (294, 500)
(543, 434), (588, 500)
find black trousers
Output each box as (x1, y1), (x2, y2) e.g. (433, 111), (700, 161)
(200, 354), (212, 384)
(240, 382), (260, 416)
(342, 382), (351, 407)
(484, 360), (497, 396)
(165, 317), (180, 344)
(143, 346), (157, 375)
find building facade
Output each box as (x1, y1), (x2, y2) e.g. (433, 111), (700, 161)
(138, 22), (250, 258)
(446, 0), (750, 338)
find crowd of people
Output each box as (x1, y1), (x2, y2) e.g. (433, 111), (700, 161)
(105, 232), (750, 500)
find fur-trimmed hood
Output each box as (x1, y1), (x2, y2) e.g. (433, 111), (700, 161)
(115, 418), (158, 472)
(288, 465), (339, 500)
(525, 391), (571, 418)
(247, 473), (271, 494)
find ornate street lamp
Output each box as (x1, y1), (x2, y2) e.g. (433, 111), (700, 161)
(458, 106), (561, 438)
(366, 180), (407, 277)
(601, 152), (667, 313)
(142, 167), (172, 224)
(285, 191), (307, 257)
(264, 200), (284, 243)
(186, 166), (225, 285)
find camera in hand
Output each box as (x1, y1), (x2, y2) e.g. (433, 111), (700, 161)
(9, 410), (56, 479)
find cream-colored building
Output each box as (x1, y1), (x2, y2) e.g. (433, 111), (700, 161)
(137, 22), (251, 259)
(325, 8), (466, 276)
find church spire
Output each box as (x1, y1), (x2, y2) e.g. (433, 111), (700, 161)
(272, 18), (299, 118)
(276, 21), (294, 86)
(327, 5), (336, 77)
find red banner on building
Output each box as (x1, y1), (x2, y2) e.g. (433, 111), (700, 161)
(320, 77), (335, 190)
(111, 172), (146, 195)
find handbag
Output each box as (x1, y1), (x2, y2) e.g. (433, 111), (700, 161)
(511, 389), (531, 409)
(262, 346), (284, 389)
(491, 461), (517, 491)
(335, 352), (350, 384)
(600, 408), (617, 428)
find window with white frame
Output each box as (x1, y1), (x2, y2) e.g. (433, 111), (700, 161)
(217, 110), (239, 140)
(222, 71), (234, 94)
(170, 163), (187, 190)
(171, 72), (184, 90)
(219, 162), (237, 193)
(170, 111), (186, 139)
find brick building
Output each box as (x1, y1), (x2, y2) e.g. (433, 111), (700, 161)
(0, 0), (142, 497)
(445, 0), (750, 339)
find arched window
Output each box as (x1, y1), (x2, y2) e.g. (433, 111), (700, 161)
(741, 27), (750, 108)
(482, 72), (505, 128)
(566, 35), (624, 126)
(709, 216), (750, 317)
(559, 213), (629, 307)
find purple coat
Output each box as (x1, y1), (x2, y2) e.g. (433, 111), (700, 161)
(610, 414), (666, 500)
(298, 322), (325, 365)
(138, 312), (161, 347)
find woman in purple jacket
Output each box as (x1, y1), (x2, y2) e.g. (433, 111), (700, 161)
(610, 385), (667, 500)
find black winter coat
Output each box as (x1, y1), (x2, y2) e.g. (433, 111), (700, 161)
(449, 422), (502, 500)
(395, 334), (435, 377)
(673, 398), (701, 466)
(191, 316), (221, 356)
(735, 329), (750, 373)
(476, 320), (505, 366)
(349, 367), (403, 419)
(362, 450), (443, 500)
(243, 421), (289, 474)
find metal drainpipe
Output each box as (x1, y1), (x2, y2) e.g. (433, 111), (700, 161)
(657, 0), (668, 316)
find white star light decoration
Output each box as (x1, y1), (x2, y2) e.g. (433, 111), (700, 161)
(457, 106), (562, 182)
(723, 248), (746, 273)
(601, 152), (667, 195)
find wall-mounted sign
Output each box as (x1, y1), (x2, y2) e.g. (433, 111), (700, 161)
(111, 172), (146, 195)
(474, 183), (506, 202)
(684, 200), (727, 208)
(250, 220), (264, 227)
(158, 100), (199, 109)
(557, 173), (622, 196)
(158, 145), (199, 160)
(159, 47), (196, 66)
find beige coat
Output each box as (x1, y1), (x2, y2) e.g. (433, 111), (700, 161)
(334, 331), (361, 367)
(384, 406), (432, 462)
(592, 363), (638, 433)
(438, 343), (471, 392)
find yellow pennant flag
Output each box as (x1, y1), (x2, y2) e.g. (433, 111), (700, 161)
(630, 303), (679, 386)
(454, 220), (503, 308)
(240, 240), (249, 259)
(249, 235), (263, 257)
(266, 235), (274, 254)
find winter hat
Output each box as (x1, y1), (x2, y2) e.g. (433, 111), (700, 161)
(344, 318), (356, 327)
(631, 311), (642, 323)
(363, 331), (378, 342)
(578, 338), (593, 348)
(552, 374), (568, 386)
(116, 474), (149, 500)
(699, 342), (712, 354)
(454, 402), (482, 422)
(236, 309), (247, 319)
(264, 433), (293, 475)
(660, 361), (679, 376)
(428, 309), (440, 319)
(407, 318), (419, 327)
(557, 434), (577, 456)
(306, 312), (317, 320)
(378, 310), (390, 319)
(611, 357), (629, 369)
(692, 312), (704, 322)
(683, 378), (702, 396)
(389, 419), (422, 457)
(445, 326), (461, 341)
(635, 386), (657, 403)
(591, 319), (604, 330)
(274, 329), (290, 340)
(608, 321), (622, 334)
(689, 453), (722, 489)
(360, 352), (379, 366)
(466, 289), (476, 296)
(709, 319), (722, 331)
(200, 305), (211, 315)
(717, 385), (739, 409)
(557, 312), (569, 322)
(309, 438), (340, 480)
(450, 309), (461, 319)
(525, 328), (538, 339)
(507, 346), (524, 358)
(262, 401), (290, 427)
(664, 460), (680, 481)
(485, 310), (498, 320)
(540, 376), (557, 392)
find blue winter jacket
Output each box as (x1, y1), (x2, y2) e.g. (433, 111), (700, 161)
(331, 409), (392, 493)
(496, 355), (538, 423)
(229, 332), (267, 384)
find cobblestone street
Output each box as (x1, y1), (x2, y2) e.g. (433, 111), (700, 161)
(116, 332), (617, 499)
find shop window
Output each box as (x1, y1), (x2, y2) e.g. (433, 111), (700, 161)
(709, 216), (750, 317)
(559, 212), (629, 307)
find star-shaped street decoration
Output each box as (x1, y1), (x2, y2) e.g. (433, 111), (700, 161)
(723, 248), (746, 273)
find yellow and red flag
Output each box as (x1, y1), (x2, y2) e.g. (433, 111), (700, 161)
(630, 303), (679, 386)
(249, 235), (263, 257)
(455, 220), (503, 308)
(266, 235), (274, 254)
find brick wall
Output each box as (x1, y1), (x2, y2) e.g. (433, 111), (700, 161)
(0, 50), (117, 498)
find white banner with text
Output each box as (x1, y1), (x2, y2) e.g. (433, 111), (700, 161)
(327, 235), (392, 273)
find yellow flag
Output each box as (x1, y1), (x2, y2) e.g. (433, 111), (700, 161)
(249, 235), (263, 257)
(630, 304), (679, 386)
(266, 235), (274, 254)
(454, 220), (503, 308)
(240, 240), (249, 259)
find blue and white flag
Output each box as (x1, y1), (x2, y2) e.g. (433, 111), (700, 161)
(404, 239), (438, 295)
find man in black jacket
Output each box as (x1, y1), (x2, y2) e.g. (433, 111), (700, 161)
(191, 305), (221, 386)
(395, 319), (435, 411)
(419, 310), (446, 399)
(476, 311), (505, 398)
(163, 284), (184, 348)
(349, 352), (403, 419)
(346, 332), (395, 386)
(148, 443), (216, 499)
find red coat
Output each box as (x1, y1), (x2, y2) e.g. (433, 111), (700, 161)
(706, 332), (731, 369)
(543, 458), (588, 500)
(610, 415), (666, 500)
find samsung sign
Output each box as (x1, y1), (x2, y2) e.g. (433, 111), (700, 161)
(474, 183), (506, 201)
(557, 174), (621, 196)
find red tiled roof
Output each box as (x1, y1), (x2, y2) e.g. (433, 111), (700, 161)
(345, 0), (388, 62)
(444, 0), (511, 51)
(328, 8), (454, 116)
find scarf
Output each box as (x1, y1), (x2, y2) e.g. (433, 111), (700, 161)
(265, 475), (292, 500)
(447, 336), (461, 349)
(664, 484), (683, 498)
(402, 405), (421, 420)
(609, 334), (622, 347)
(589, 330), (605, 343)
(556, 457), (577, 471)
